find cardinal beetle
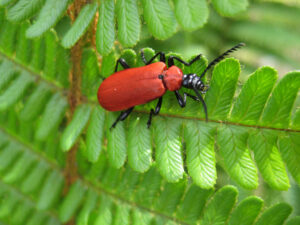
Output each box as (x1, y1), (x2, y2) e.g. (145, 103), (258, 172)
(98, 43), (245, 129)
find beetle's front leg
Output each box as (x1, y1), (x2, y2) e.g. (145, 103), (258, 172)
(110, 107), (134, 129)
(115, 58), (130, 72)
(175, 90), (201, 107)
(147, 97), (163, 128)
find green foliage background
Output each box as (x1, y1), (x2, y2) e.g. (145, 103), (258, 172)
(0, 0), (299, 224)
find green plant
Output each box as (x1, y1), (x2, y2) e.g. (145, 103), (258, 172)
(0, 0), (299, 224)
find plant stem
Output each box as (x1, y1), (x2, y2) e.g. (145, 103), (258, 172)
(64, 2), (86, 225)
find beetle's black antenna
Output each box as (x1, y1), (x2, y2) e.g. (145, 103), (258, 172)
(193, 87), (208, 122)
(200, 43), (245, 79)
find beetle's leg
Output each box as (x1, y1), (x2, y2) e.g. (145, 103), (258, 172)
(193, 87), (208, 122)
(175, 90), (186, 108)
(110, 107), (134, 129)
(140, 50), (166, 65)
(147, 97), (163, 128)
(168, 54), (202, 67)
(175, 90), (208, 121)
(115, 58), (130, 72)
(175, 90), (201, 107)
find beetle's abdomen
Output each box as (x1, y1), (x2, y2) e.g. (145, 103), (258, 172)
(98, 62), (167, 111)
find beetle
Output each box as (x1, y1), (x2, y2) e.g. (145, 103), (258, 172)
(98, 43), (245, 129)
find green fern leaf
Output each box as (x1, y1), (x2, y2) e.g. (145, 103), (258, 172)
(200, 186), (238, 225)
(174, 0), (208, 31)
(176, 185), (213, 223)
(0, 60), (16, 91)
(0, 20), (17, 55)
(154, 117), (184, 182)
(0, 71), (33, 111)
(2, 151), (35, 184)
(248, 130), (290, 190)
(30, 37), (45, 71)
(114, 203), (130, 225)
(20, 161), (49, 194)
(59, 181), (86, 223)
(230, 66), (277, 123)
(0, 142), (20, 172)
(117, 166), (141, 198)
(212, 0), (249, 17)
(142, 0), (177, 39)
(35, 93), (68, 141)
(134, 166), (162, 207)
(76, 189), (98, 225)
(116, 0), (140, 47)
(61, 3), (98, 48)
(261, 72), (300, 128)
(292, 108), (300, 129)
(15, 23), (32, 63)
(278, 133), (300, 185)
(26, 0), (69, 38)
(155, 181), (186, 216)
(25, 213), (47, 225)
(36, 170), (64, 210)
(19, 83), (51, 121)
(94, 195), (113, 224)
(86, 106), (105, 162)
(106, 112), (127, 168)
(119, 49), (137, 68)
(205, 58), (240, 120)
(132, 209), (152, 225)
(184, 121), (217, 188)
(43, 31), (58, 79)
(6, 0), (45, 22)
(255, 203), (292, 225)
(218, 125), (258, 189)
(96, 0), (115, 55)
(228, 196), (263, 225)
(10, 201), (32, 225)
(128, 115), (152, 172)
(81, 48), (100, 97)
(101, 51), (116, 77)
(60, 104), (92, 152)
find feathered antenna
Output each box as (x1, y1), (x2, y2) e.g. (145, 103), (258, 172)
(200, 43), (245, 79)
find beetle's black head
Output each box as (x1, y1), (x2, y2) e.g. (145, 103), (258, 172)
(182, 73), (209, 93)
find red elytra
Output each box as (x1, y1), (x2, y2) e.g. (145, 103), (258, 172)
(98, 62), (183, 111)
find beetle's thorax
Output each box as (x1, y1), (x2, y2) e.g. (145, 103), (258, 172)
(182, 73), (206, 91)
(162, 66), (183, 91)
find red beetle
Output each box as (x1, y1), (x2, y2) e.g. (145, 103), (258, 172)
(98, 43), (245, 128)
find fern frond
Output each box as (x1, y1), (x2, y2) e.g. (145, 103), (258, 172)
(0, 131), (298, 224)
(0, 21), (299, 189)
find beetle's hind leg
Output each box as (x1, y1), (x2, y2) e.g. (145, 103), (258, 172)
(115, 58), (130, 72)
(147, 97), (163, 128)
(110, 107), (134, 129)
(140, 50), (166, 65)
